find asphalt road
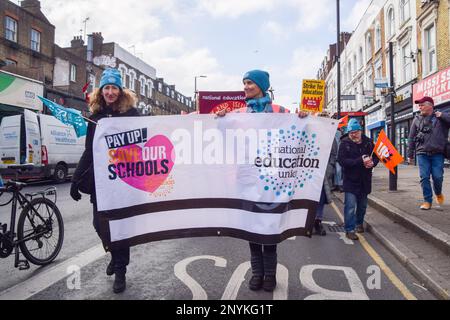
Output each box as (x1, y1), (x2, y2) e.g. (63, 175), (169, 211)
(0, 181), (437, 300)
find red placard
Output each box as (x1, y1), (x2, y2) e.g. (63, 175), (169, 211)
(198, 91), (246, 114)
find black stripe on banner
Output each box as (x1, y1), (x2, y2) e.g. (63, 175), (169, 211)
(106, 226), (314, 251)
(97, 198), (317, 220)
(97, 198), (318, 250)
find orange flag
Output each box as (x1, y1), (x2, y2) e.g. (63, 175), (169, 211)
(338, 115), (349, 128)
(373, 130), (404, 174)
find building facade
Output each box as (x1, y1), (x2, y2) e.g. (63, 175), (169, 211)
(321, 0), (450, 160)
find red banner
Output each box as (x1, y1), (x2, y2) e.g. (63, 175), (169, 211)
(413, 66), (450, 108)
(198, 91), (246, 114)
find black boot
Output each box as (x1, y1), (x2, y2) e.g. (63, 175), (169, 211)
(314, 219), (326, 236)
(263, 275), (277, 292)
(113, 273), (126, 294)
(106, 259), (114, 276)
(248, 275), (263, 291)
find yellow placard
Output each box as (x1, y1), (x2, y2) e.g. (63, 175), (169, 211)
(300, 79), (325, 113)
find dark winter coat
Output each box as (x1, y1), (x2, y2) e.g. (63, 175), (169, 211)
(72, 106), (140, 196)
(337, 134), (379, 196)
(407, 112), (450, 159)
(323, 138), (338, 204)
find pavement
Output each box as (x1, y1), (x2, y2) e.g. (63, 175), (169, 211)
(334, 164), (450, 300)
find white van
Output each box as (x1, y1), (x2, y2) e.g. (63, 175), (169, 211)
(0, 109), (85, 182)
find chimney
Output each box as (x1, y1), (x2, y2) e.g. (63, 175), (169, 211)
(20, 0), (41, 15)
(91, 32), (104, 56)
(71, 36), (84, 48)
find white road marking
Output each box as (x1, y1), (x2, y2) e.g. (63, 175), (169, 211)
(321, 221), (337, 226)
(174, 255), (227, 300)
(0, 243), (107, 300)
(288, 236), (296, 240)
(300, 264), (369, 300)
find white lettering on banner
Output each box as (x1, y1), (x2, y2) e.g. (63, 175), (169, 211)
(414, 67), (450, 106)
(300, 265), (369, 300)
(93, 114), (337, 246)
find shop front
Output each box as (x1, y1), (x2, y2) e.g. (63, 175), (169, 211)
(413, 66), (450, 164)
(365, 102), (385, 142)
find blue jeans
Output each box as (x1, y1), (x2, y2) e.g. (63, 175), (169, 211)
(334, 162), (343, 187)
(344, 192), (368, 232)
(417, 154), (444, 203)
(315, 187), (327, 221)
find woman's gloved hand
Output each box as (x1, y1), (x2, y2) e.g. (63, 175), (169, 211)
(70, 182), (82, 201)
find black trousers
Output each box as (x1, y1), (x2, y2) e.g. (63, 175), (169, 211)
(92, 197), (130, 275)
(249, 242), (277, 277)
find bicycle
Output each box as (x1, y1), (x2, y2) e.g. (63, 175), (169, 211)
(0, 165), (64, 270)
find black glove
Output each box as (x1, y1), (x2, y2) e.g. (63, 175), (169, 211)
(70, 182), (82, 201)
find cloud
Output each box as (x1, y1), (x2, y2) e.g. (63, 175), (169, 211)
(261, 21), (289, 40)
(196, 0), (275, 18)
(270, 46), (325, 108)
(137, 37), (241, 96)
(40, 0), (172, 46)
(285, 0), (333, 32)
(342, 0), (371, 31)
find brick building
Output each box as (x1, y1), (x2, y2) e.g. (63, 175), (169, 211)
(0, 0), (54, 86)
(62, 32), (194, 116)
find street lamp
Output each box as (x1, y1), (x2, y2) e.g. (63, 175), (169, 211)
(194, 75), (207, 110)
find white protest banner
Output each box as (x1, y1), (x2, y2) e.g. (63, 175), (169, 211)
(93, 113), (337, 249)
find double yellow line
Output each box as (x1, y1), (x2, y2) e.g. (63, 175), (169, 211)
(330, 202), (417, 300)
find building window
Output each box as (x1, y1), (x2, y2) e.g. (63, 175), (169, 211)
(140, 78), (146, 96)
(400, 0), (410, 24)
(366, 68), (373, 90)
(353, 55), (357, 76)
(358, 46), (363, 69)
(171, 90), (175, 99)
(387, 7), (395, 38)
(31, 29), (41, 52)
(88, 73), (96, 92)
(402, 42), (412, 83)
(375, 23), (381, 51)
(4, 58), (17, 66)
(5, 16), (18, 42)
(147, 80), (153, 98)
(70, 64), (77, 82)
(166, 87), (170, 96)
(158, 82), (162, 92)
(366, 33), (372, 61)
(424, 24), (436, 75)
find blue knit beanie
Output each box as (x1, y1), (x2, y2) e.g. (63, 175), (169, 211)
(346, 118), (363, 133)
(100, 68), (123, 90)
(243, 70), (270, 93)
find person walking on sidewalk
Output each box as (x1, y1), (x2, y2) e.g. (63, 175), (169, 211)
(338, 118), (379, 240)
(70, 68), (140, 294)
(407, 96), (450, 210)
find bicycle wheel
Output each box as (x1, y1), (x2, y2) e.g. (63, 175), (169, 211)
(17, 197), (64, 265)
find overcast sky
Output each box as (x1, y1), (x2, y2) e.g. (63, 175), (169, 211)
(29, 0), (370, 110)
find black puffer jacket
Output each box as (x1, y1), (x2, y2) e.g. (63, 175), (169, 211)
(337, 135), (379, 196)
(407, 112), (450, 158)
(72, 106), (140, 195)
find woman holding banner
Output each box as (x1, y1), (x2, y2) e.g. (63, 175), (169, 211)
(218, 70), (307, 292)
(70, 68), (140, 294)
